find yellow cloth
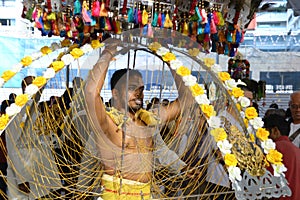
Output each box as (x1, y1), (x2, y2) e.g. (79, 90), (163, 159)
(101, 174), (151, 200)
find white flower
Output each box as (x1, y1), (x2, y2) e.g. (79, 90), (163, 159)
(211, 64), (222, 74)
(228, 166), (242, 182)
(261, 139), (276, 154)
(43, 68), (56, 79)
(249, 117), (264, 129)
(238, 96), (251, 108)
(195, 94), (210, 105)
(25, 84), (39, 96)
(51, 42), (60, 50)
(5, 103), (22, 117)
(0, 78), (4, 87)
(156, 47), (169, 56)
(224, 79), (237, 90)
(11, 63), (23, 73)
(272, 164), (287, 177)
(217, 140), (232, 155)
(61, 54), (75, 65)
(182, 75), (197, 86)
(236, 79), (246, 86)
(80, 44), (93, 53)
(31, 52), (43, 60)
(207, 116), (222, 128)
(170, 59), (183, 70)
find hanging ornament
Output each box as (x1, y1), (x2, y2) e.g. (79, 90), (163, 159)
(142, 6), (148, 26)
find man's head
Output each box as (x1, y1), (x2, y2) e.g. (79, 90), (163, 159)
(264, 114), (290, 141)
(110, 68), (144, 112)
(289, 91), (300, 124)
(21, 76), (35, 94)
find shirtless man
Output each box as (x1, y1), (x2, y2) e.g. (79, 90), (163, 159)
(83, 40), (194, 199)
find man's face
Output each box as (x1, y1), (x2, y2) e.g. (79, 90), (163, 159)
(115, 74), (144, 112)
(290, 92), (300, 124)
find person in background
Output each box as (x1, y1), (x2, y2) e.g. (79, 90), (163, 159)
(288, 91), (300, 148)
(264, 114), (300, 200)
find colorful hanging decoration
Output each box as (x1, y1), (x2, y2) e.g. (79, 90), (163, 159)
(19, 0), (259, 57)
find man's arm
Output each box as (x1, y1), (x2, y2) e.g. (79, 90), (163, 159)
(84, 40), (118, 133)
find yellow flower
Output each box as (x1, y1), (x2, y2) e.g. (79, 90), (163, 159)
(249, 133), (255, 142)
(162, 52), (176, 62)
(200, 104), (215, 118)
(266, 149), (283, 165)
(40, 46), (52, 55)
(232, 87), (244, 98)
(15, 94), (29, 107)
(1, 70), (16, 81)
(20, 56), (33, 66)
(218, 72), (231, 82)
(245, 107), (258, 119)
(68, 43), (79, 51)
(0, 114), (9, 130)
(51, 61), (65, 72)
(256, 127), (270, 141)
(148, 42), (162, 52)
(70, 48), (84, 59)
(91, 40), (104, 49)
(188, 48), (200, 57)
(210, 128), (227, 142)
(61, 39), (71, 47)
(244, 118), (249, 128)
(176, 66), (191, 76)
(32, 76), (47, 87)
(224, 154), (238, 167)
(264, 156), (270, 167)
(203, 58), (215, 67)
(190, 84), (204, 97)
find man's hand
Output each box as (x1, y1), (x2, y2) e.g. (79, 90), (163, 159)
(18, 182), (30, 194)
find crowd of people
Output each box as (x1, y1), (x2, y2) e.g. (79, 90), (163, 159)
(0, 43), (299, 200)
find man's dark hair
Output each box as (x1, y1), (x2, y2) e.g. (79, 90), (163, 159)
(110, 68), (142, 90)
(269, 103), (279, 109)
(9, 93), (17, 102)
(263, 114), (290, 136)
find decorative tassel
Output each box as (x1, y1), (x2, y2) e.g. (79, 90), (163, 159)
(204, 13), (211, 34)
(164, 11), (173, 28)
(224, 43), (229, 55)
(200, 9), (207, 24)
(143, 24), (148, 35)
(74, 0), (81, 15)
(188, 21), (193, 36)
(197, 22), (203, 35)
(152, 10), (158, 27)
(227, 31), (232, 43)
(210, 14), (217, 34)
(138, 8), (142, 24)
(172, 6), (178, 30)
(217, 11), (224, 26)
(90, 15), (96, 26)
(157, 11), (162, 27)
(235, 29), (241, 43)
(105, 0), (110, 9)
(182, 20), (189, 36)
(195, 7), (202, 22)
(192, 21), (197, 35)
(112, 17), (117, 32)
(161, 11), (165, 28)
(127, 7), (134, 23)
(115, 20), (122, 34)
(213, 11), (219, 26)
(92, 0), (100, 17)
(122, 0), (127, 15)
(189, 0), (197, 15)
(99, 0), (108, 17)
(233, 11), (240, 25)
(99, 16), (105, 29)
(105, 17), (112, 31)
(142, 7), (148, 25)
(134, 6), (138, 24)
(218, 30), (226, 42)
(147, 22), (153, 37)
(82, 0), (91, 23)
